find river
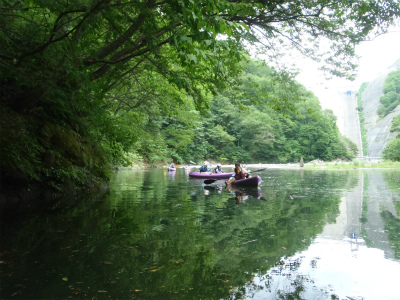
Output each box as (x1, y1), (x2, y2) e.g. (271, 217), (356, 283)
(1, 167), (399, 300)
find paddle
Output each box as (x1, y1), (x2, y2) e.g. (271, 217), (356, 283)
(204, 168), (267, 184)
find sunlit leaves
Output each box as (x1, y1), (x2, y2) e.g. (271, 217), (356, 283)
(385, 139), (400, 163)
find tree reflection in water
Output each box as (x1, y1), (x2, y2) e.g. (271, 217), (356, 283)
(1, 169), (399, 300)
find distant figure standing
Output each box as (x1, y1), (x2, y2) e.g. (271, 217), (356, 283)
(300, 157), (304, 168)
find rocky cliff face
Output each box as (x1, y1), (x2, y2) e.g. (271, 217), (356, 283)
(361, 58), (400, 157)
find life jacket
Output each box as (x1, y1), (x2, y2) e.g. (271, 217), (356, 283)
(199, 165), (209, 172)
(234, 167), (246, 179)
(214, 167), (222, 173)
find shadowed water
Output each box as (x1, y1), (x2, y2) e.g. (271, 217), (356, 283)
(1, 168), (399, 299)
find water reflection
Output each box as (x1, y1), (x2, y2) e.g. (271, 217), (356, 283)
(225, 185), (262, 204)
(0, 168), (399, 300)
(231, 169), (400, 300)
(202, 185), (223, 196)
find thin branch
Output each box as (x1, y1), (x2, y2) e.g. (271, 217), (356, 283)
(15, 1), (108, 66)
(49, 9), (87, 40)
(106, 57), (146, 91)
(0, 13), (42, 25)
(90, 36), (171, 80)
(0, 60), (35, 80)
(90, 0), (158, 62)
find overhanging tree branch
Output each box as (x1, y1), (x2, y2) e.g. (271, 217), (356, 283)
(15, 1), (108, 66)
(90, 36), (172, 80)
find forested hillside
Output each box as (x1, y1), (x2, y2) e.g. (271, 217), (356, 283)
(172, 60), (357, 164)
(1, 0), (399, 200)
(359, 59), (400, 159)
(379, 70), (400, 161)
(378, 71), (400, 119)
(383, 114), (400, 161)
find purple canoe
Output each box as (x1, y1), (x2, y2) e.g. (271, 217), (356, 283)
(189, 172), (233, 179)
(231, 176), (261, 187)
(168, 167), (176, 171)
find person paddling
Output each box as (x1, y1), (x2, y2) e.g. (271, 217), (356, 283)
(199, 161), (210, 173)
(226, 162), (250, 186)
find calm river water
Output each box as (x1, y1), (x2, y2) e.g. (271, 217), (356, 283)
(1, 168), (399, 300)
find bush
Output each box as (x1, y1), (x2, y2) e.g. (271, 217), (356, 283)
(383, 137), (400, 161)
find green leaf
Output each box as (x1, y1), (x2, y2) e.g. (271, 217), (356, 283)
(197, 21), (207, 30)
(187, 54), (197, 63)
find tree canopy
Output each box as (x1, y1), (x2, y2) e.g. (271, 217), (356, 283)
(2, 0), (399, 84)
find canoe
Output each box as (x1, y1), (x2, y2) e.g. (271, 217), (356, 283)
(168, 167), (176, 171)
(189, 172), (233, 179)
(231, 176), (261, 187)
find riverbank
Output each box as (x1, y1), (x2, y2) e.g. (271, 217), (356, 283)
(303, 160), (400, 170)
(161, 160), (400, 171)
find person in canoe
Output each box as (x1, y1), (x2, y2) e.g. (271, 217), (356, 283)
(213, 163), (222, 173)
(226, 162), (250, 185)
(199, 161), (211, 173)
(170, 163), (175, 168)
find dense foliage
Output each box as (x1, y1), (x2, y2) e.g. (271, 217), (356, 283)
(378, 71), (400, 118)
(381, 71), (400, 162)
(357, 82), (369, 156)
(383, 114), (400, 161)
(171, 61), (358, 164)
(1, 0), (399, 194)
